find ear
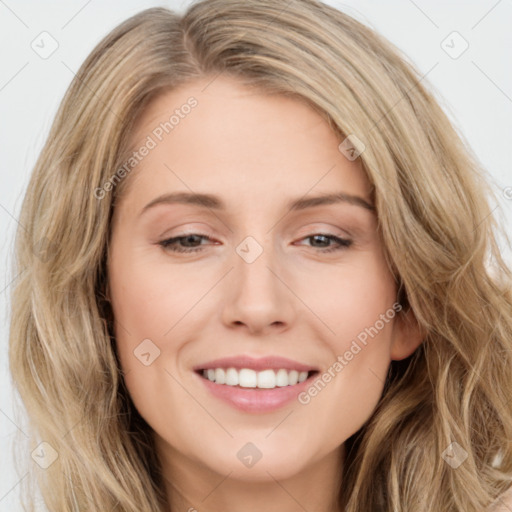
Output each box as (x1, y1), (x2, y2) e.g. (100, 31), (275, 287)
(390, 307), (425, 361)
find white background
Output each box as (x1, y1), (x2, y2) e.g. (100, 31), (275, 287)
(1, 1), (511, 509)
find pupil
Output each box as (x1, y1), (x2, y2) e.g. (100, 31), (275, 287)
(184, 235), (200, 246)
(313, 235), (328, 247)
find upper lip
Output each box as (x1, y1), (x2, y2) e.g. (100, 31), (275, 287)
(193, 355), (318, 373)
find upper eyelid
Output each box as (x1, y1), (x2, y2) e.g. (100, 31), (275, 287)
(163, 221), (356, 237)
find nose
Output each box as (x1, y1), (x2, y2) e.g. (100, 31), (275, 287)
(221, 237), (296, 336)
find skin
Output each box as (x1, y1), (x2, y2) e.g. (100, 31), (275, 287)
(107, 75), (423, 512)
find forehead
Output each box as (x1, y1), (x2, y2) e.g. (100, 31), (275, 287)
(115, 76), (371, 216)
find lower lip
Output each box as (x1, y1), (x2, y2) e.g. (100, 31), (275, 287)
(196, 372), (315, 413)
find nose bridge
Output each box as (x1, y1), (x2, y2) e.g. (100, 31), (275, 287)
(234, 233), (281, 297)
(221, 231), (295, 333)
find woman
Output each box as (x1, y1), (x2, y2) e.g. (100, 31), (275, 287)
(9, 1), (512, 510)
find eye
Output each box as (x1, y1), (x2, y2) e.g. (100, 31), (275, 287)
(158, 232), (352, 254)
(158, 233), (215, 253)
(295, 233), (352, 253)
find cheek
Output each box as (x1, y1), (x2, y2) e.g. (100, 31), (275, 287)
(109, 249), (204, 347)
(292, 253), (397, 440)
(297, 248), (397, 348)
(296, 316), (396, 451)
(108, 261), (189, 441)
(108, 252), (209, 418)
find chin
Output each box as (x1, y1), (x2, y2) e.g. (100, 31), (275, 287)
(194, 435), (319, 482)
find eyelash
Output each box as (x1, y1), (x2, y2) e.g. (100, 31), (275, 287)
(158, 233), (352, 254)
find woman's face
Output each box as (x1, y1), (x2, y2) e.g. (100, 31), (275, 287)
(107, 76), (421, 484)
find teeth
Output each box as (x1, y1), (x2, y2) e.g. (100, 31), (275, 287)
(239, 369), (257, 388)
(214, 368), (226, 384)
(257, 369), (276, 389)
(225, 368), (239, 386)
(276, 369), (289, 387)
(202, 368), (310, 389)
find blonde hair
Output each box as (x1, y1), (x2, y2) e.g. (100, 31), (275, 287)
(9, 1), (512, 510)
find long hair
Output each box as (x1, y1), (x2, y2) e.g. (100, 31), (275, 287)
(9, 1), (512, 510)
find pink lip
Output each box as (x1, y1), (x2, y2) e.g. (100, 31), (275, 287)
(193, 355), (319, 414)
(193, 355), (318, 372)
(196, 372), (316, 413)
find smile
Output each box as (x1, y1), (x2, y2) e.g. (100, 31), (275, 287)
(199, 367), (311, 389)
(193, 355), (320, 413)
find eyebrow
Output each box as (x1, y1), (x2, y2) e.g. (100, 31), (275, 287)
(139, 190), (375, 217)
